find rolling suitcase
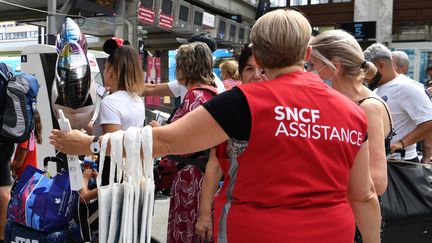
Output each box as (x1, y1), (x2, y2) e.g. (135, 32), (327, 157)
(4, 221), (81, 243)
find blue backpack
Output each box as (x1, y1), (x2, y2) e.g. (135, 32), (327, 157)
(0, 62), (39, 143)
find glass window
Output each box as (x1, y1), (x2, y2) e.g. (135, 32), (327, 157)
(161, 0), (173, 15)
(141, 0), (154, 9)
(420, 51), (432, 87)
(290, 0), (307, 6)
(311, 0), (329, 4)
(218, 20), (226, 38)
(230, 23), (236, 38)
(333, 0), (351, 3)
(270, 0), (287, 7)
(194, 11), (203, 26)
(178, 5), (189, 21)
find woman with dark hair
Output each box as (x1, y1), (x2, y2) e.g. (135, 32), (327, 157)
(195, 44), (263, 241)
(237, 45), (263, 84)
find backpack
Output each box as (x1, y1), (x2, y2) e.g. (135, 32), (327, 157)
(0, 63), (40, 143)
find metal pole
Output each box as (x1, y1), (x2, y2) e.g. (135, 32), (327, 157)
(47, 0), (57, 45)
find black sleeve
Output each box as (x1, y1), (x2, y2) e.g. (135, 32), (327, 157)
(203, 87), (251, 141)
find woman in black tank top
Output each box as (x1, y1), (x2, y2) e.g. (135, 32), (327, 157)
(310, 29), (393, 243)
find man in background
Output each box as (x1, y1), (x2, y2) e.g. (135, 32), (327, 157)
(391, 50), (410, 76)
(391, 50), (432, 163)
(365, 43), (432, 162)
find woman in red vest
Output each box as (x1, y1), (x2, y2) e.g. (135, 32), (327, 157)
(50, 9), (381, 243)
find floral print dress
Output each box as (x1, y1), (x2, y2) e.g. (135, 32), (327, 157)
(167, 86), (216, 243)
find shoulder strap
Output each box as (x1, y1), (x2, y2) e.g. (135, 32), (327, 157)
(167, 149), (210, 172)
(358, 96), (393, 138)
(186, 85), (218, 97)
(0, 63), (11, 82)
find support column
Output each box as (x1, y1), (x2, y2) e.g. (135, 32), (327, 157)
(47, 0), (57, 45)
(115, 0), (126, 39)
(377, 0), (393, 45)
(56, 0), (74, 30)
(125, 0), (138, 49)
(354, 0), (373, 21)
(354, 0), (393, 45)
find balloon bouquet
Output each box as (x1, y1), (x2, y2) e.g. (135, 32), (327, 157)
(51, 17), (98, 130)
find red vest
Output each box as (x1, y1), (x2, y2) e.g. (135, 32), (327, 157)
(220, 71), (368, 243)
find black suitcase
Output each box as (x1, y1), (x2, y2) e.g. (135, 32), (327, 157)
(382, 159), (432, 243)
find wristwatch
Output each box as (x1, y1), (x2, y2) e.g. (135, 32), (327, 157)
(90, 136), (100, 154)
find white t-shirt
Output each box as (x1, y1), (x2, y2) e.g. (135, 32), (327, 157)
(375, 74), (432, 159)
(93, 90), (145, 137)
(167, 73), (225, 101)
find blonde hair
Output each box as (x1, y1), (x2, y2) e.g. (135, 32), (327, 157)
(175, 42), (215, 87)
(106, 45), (145, 95)
(310, 30), (377, 81)
(250, 9), (311, 69)
(220, 60), (240, 80)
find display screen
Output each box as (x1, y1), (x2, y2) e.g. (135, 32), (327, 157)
(161, 0), (173, 15)
(340, 21), (376, 39)
(194, 11), (203, 26)
(140, 0), (154, 9)
(238, 27), (245, 40)
(230, 23), (236, 37)
(218, 19), (226, 37)
(179, 5), (189, 22)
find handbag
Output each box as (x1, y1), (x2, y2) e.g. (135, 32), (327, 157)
(140, 125), (155, 243)
(382, 160), (432, 223)
(123, 127), (144, 243)
(96, 132), (113, 243)
(107, 130), (126, 243)
(7, 165), (78, 232)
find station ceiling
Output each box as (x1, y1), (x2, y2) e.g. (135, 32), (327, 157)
(0, 0), (68, 22)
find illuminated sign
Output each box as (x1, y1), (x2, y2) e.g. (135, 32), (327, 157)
(340, 21), (376, 39)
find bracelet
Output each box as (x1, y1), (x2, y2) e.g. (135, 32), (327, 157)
(399, 140), (405, 149)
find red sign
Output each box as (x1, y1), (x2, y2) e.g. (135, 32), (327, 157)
(138, 4), (155, 24)
(145, 56), (161, 106)
(159, 12), (173, 29)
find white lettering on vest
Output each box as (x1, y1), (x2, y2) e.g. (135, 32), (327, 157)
(274, 105), (363, 146)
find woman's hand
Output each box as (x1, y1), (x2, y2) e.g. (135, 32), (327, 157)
(82, 168), (97, 181)
(10, 160), (23, 171)
(80, 168), (98, 203)
(390, 141), (404, 154)
(149, 120), (161, 128)
(195, 213), (212, 241)
(49, 129), (93, 155)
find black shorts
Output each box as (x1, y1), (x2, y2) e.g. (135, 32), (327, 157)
(0, 142), (14, 186)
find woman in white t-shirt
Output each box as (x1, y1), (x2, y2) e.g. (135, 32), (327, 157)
(82, 40), (145, 201)
(92, 41), (145, 137)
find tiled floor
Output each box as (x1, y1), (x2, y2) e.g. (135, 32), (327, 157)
(151, 196), (170, 243)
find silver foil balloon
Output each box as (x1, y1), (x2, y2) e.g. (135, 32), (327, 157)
(56, 17), (88, 54)
(55, 40), (91, 109)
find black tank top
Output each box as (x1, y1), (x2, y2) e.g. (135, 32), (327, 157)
(358, 96), (394, 155)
